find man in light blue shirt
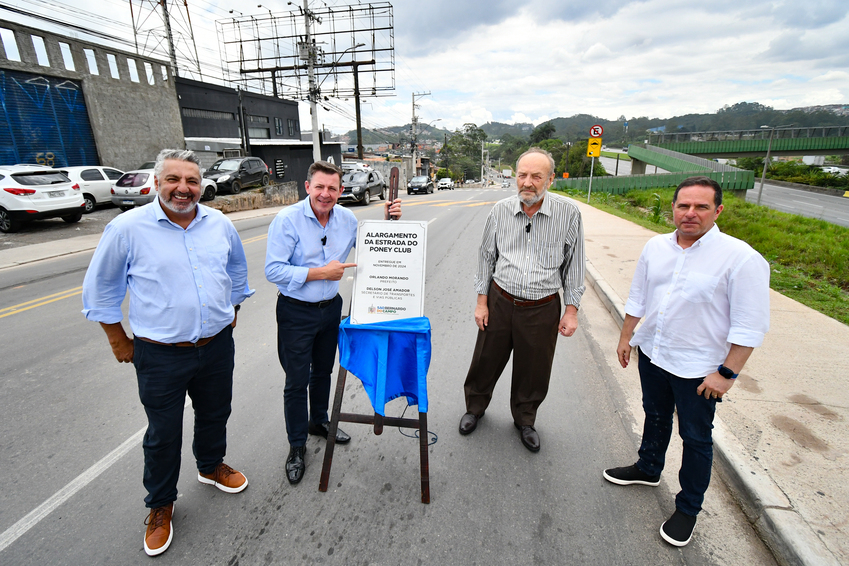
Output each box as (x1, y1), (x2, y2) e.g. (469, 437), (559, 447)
(265, 160), (401, 485)
(82, 149), (254, 557)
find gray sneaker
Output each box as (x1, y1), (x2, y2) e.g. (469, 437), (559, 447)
(602, 463), (660, 486)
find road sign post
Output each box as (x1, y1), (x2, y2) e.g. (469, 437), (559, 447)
(586, 135), (602, 203)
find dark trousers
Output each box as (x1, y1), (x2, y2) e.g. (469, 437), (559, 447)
(636, 350), (717, 517)
(133, 325), (234, 509)
(463, 282), (560, 426)
(276, 294), (343, 446)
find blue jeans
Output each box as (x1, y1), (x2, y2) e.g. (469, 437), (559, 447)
(133, 325), (234, 509)
(276, 294), (342, 446)
(636, 350), (717, 517)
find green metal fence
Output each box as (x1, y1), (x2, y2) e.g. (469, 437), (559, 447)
(654, 136), (849, 155)
(553, 170), (755, 194)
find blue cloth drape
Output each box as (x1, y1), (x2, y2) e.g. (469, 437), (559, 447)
(338, 317), (431, 416)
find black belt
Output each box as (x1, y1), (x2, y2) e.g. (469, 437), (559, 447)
(279, 292), (338, 308)
(492, 281), (557, 307)
(137, 325), (226, 348)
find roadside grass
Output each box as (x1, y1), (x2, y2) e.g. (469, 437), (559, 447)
(557, 187), (849, 326)
(600, 150), (631, 160)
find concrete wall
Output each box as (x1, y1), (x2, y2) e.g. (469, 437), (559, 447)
(0, 20), (184, 171)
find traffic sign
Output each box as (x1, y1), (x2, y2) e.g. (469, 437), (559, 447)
(589, 124), (604, 137)
(587, 137), (602, 157)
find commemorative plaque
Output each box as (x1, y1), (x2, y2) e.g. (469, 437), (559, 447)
(350, 219), (428, 324)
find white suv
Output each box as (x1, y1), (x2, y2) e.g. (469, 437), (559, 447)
(0, 166), (85, 233)
(58, 166), (124, 213)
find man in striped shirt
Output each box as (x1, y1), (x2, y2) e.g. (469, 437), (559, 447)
(458, 147), (585, 452)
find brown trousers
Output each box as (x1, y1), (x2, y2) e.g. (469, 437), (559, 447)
(463, 282), (561, 426)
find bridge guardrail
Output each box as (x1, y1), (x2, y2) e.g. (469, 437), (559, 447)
(553, 170), (754, 194)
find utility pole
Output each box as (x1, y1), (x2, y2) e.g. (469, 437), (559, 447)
(353, 61), (364, 160)
(159, 0), (179, 76)
(411, 91), (430, 176)
(300, 0), (322, 162)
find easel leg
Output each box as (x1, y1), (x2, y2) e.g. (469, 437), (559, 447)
(319, 364), (348, 492)
(419, 411), (430, 504)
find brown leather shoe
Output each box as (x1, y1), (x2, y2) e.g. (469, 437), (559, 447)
(515, 424), (540, 452)
(459, 412), (482, 435)
(144, 503), (174, 557)
(198, 463), (248, 493)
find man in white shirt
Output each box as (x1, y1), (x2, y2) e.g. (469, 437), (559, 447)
(603, 176), (770, 547)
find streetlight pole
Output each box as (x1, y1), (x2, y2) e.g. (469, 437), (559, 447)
(757, 123), (793, 206)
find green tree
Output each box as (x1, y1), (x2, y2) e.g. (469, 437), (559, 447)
(529, 121), (556, 144)
(440, 123), (487, 178)
(563, 141), (608, 178)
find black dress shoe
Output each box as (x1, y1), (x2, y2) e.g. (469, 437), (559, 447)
(308, 421), (351, 444)
(515, 424), (540, 452)
(459, 412), (482, 435)
(286, 446), (306, 484)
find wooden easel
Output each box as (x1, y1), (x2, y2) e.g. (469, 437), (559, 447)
(318, 362), (431, 504)
(319, 166), (430, 503)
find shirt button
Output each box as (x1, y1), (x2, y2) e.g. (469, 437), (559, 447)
(202, 303), (206, 306)
(199, 285), (202, 288)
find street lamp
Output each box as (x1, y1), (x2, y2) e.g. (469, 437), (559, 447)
(757, 123), (794, 205)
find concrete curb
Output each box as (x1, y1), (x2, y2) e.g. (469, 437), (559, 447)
(585, 258), (840, 566)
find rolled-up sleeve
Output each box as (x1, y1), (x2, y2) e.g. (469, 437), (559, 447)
(226, 224), (255, 305)
(473, 211), (498, 295)
(81, 223), (130, 324)
(265, 214), (309, 291)
(726, 253), (770, 347)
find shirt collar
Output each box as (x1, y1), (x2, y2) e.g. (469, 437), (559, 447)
(670, 223), (721, 249)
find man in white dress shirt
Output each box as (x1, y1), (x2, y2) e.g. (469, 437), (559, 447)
(603, 176), (770, 547)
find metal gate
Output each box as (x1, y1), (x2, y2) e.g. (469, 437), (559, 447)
(0, 68), (99, 167)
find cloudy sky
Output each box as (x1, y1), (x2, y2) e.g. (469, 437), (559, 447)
(3, 0), (848, 136)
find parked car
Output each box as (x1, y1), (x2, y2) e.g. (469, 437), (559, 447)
(407, 176), (434, 195)
(57, 166), (124, 213)
(501, 179), (511, 188)
(111, 168), (156, 211)
(340, 169), (386, 205)
(437, 177), (454, 190)
(0, 166), (85, 233)
(822, 166), (843, 175)
(203, 156), (270, 194)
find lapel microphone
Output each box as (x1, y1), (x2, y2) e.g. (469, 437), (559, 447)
(321, 236), (327, 246)
(525, 223), (531, 233)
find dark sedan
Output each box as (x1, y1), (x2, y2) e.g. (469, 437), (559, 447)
(407, 176), (434, 195)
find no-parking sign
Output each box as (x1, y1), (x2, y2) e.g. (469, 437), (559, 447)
(589, 124), (604, 137)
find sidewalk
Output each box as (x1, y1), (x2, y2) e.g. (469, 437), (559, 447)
(574, 199), (848, 566)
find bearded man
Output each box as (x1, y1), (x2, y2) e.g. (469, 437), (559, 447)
(457, 147), (586, 453)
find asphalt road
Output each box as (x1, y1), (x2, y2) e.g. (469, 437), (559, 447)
(745, 183), (849, 227)
(0, 189), (773, 565)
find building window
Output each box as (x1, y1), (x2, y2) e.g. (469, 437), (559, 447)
(161, 65), (168, 82)
(31, 35), (49, 66)
(0, 28), (20, 61)
(127, 58), (140, 82)
(84, 49), (98, 74)
(107, 54), (120, 79)
(287, 119), (295, 137)
(248, 115), (269, 123)
(274, 117), (283, 136)
(59, 42), (75, 71)
(248, 128), (270, 139)
(181, 108), (235, 120)
(144, 62), (155, 85)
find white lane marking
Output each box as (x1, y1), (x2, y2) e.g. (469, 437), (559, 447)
(0, 397), (190, 553)
(466, 195), (475, 201)
(428, 218), (437, 225)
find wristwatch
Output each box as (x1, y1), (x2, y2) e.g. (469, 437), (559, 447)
(717, 365), (738, 380)
(234, 304), (241, 312)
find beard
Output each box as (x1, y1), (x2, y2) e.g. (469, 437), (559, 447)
(519, 188), (545, 207)
(159, 191), (199, 214)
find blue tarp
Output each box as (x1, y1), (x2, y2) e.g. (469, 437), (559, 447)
(338, 317), (431, 416)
